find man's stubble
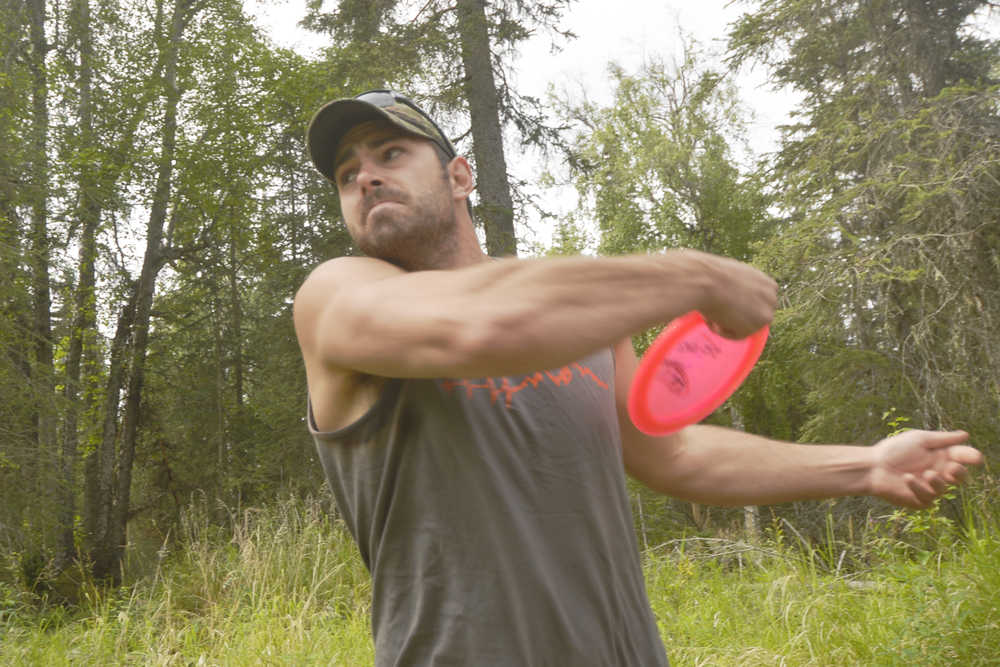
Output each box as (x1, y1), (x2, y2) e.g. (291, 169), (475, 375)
(356, 177), (459, 271)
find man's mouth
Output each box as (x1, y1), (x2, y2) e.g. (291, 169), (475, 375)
(364, 200), (394, 222)
(362, 193), (404, 223)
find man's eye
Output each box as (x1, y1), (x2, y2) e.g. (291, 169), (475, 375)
(384, 147), (403, 160)
(339, 168), (358, 185)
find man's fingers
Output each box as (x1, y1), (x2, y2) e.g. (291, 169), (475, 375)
(954, 461), (972, 481)
(948, 444), (985, 465)
(879, 430), (984, 509)
(706, 320), (742, 340)
(904, 473), (937, 508)
(923, 430), (970, 449)
(921, 432), (984, 466)
(941, 461), (969, 485)
(922, 469), (949, 495)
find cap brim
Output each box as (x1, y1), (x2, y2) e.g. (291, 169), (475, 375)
(306, 98), (396, 183)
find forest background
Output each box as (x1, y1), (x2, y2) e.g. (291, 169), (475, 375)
(1, 0), (999, 663)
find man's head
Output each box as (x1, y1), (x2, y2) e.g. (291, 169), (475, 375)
(306, 90), (480, 270)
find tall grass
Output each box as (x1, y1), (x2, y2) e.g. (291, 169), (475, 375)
(1, 494), (373, 666)
(2, 489), (998, 666)
(647, 489), (1000, 666)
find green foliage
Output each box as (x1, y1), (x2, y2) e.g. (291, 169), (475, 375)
(129, 6), (338, 517)
(728, 0), (1000, 450)
(0, 0), (358, 576)
(559, 46), (774, 259)
(644, 489), (1000, 665)
(300, 0), (573, 136)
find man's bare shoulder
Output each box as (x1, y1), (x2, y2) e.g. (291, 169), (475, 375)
(300, 256), (403, 294)
(295, 256), (401, 323)
(293, 258), (401, 431)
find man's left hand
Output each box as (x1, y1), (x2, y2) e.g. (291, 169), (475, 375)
(869, 430), (984, 509)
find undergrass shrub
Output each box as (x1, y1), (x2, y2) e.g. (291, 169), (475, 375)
(0, 579), (29, 633)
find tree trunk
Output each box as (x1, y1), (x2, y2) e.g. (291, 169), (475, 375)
(86, 0), (196, 582)
(26, 0), (56, 519)
(213, 293), (230, 500)
(455, 0), (516, 257)
(729, 404), (760, 544)
(228, 227), (244, 409)
(86, 286), (136, 580)
(80, 0), (168, 581)
(0, 5), (34, 528)
(103, 0), (192, 583)
(58, 0), (101, 568)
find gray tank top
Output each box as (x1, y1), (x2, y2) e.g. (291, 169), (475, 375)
(309, 348), (669, 666)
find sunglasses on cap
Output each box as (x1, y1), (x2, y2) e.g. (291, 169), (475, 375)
(354, 90), (455, 156)
(306, 88), (457, 182)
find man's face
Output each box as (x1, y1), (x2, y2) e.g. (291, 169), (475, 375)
(332, 120), (457, 270)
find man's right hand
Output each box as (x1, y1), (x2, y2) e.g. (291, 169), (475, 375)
(686, 250), (778, 339)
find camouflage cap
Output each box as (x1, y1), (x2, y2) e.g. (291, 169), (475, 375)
(306, 89), (457, 183)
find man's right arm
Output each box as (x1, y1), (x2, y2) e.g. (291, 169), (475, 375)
(292, 250), (777, 381)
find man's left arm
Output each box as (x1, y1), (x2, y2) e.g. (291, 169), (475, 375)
(613, 339), (985, 509)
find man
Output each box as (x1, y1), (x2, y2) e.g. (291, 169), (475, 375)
(294, 89), (983, 666)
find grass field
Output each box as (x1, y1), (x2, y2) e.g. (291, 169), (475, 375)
(2, 493), (998, 666)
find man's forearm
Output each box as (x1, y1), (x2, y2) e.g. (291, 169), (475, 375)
(439, 253), (714, 375)
(625, 424), (875, 507)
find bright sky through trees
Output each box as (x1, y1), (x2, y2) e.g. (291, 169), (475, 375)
(247, 0), (802, 151)
(245, 0), (999, 249)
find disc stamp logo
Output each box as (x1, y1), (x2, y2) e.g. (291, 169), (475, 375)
(658, 359), (689, 396)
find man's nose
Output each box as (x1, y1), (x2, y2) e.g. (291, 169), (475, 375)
(356, 160), (383, 192)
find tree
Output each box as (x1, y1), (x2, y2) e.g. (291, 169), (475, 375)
(0, 0), (42, 552)
(56, 0), (101, 567)
(135, 17), (341, 518)
(83, 0), (337, 579)
(0, 0), (362, 583)
(728, 0), (1000, 452)
(26, 0), (57, 529)
(79, 0), (198, 582)
(556, 43), (780, 535)
(557, 42), (775, 282)
(455, 0), (516, 256)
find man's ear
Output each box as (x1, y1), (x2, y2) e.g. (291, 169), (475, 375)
(447, 156), (475, 202)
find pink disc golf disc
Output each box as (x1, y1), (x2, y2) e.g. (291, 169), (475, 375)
(628, 311), (769, 435)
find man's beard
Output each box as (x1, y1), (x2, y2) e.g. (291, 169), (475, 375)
(356, 182), (458, 271)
